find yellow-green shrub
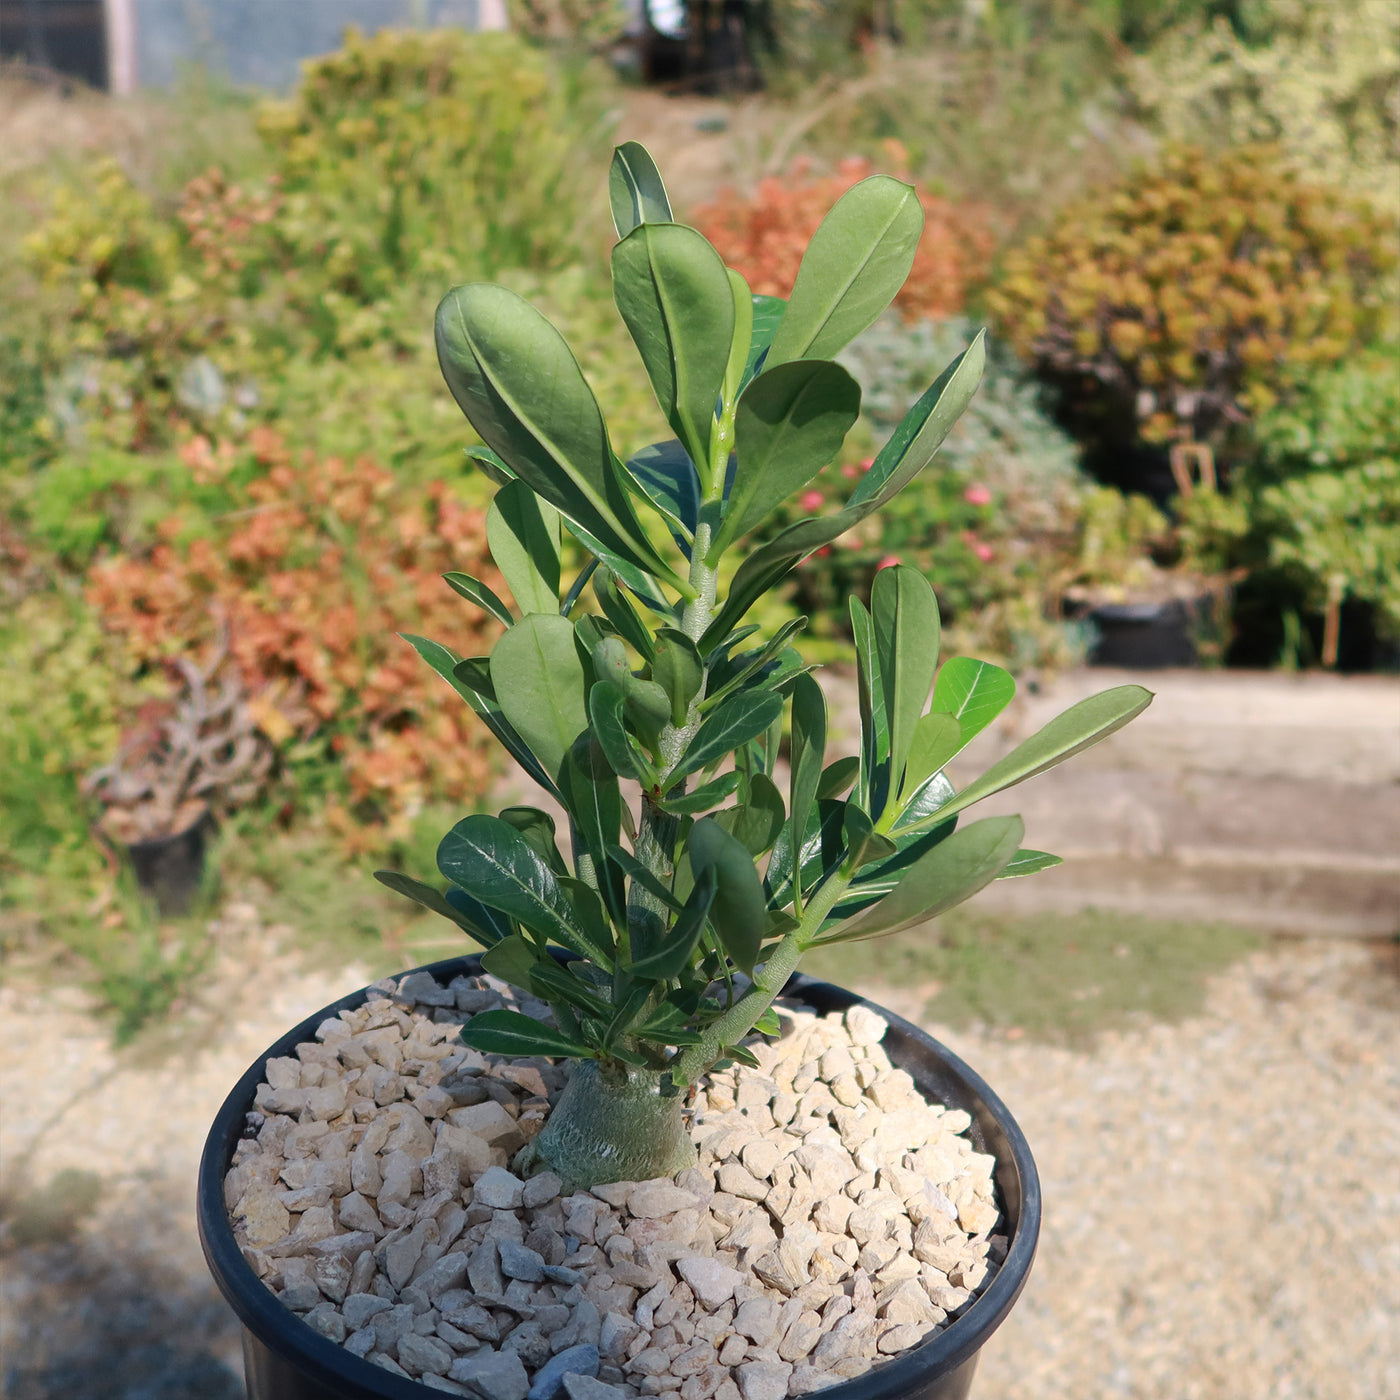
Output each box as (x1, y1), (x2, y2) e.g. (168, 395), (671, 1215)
(1130, 1), (1400, 219)
(987, 144), (1397, 445)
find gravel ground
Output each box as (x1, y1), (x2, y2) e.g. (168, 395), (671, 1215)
(2, 917), (1397, 1400)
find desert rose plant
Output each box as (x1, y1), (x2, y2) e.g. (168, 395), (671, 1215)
(378, 144), (1151, 1191)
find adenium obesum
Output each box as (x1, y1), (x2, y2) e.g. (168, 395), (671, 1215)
(377, 143), (1151, 1191)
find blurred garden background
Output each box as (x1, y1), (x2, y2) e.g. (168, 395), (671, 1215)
(3, 0), (1397, 1039)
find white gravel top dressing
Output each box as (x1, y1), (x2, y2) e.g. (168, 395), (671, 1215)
(224, 972), (1005, 1398)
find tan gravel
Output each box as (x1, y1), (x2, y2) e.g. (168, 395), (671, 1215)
(2, 921), (1397, 1399)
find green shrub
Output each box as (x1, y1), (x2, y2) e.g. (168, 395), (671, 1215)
(988, 144), (1398, 449)
(255, 27), (610, 337)
(1130, 0), (1400, 218)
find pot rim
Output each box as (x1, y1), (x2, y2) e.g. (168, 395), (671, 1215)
(198, 955), (1040, 1400)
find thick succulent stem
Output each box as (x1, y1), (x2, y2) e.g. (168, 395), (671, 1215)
(521, 1059), (696, 1191)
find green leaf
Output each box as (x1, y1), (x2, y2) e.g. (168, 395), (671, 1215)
(448, 654), (563, 798)
(559, 736), (625, 918)
(765, 798), (847, 910)
(466, 445), (515, 486)
(589, 681), (659, 786)
(849, 597), (889, 814)
(633, 1001), (705, 1045)
(443, 571), (515, 627)
(675, 689), (786, 780)
(657, 770), (742, 815)
(527, 955), (615, 1019)
(688, 818), (766, 975)
(723, 270), (754, 408)
(930, 685), (1155, 824)
(486, 477), (561, 616)
(458, 1008), (596, 1060)
(610, 141), (672, 237)
(443, 887), (513, 945)
(625, 440), (700, 547)
(489, 613), (589, 786)
(715, 772), (786, 857)
(437, 814), (613, 968)
(651, 627), (704, 727)
(373, 870), (503, 948)
(702, 615), (808, 711)
(811, 815), (1024, 945)
(900, 712), (963, 803)
(997, 848), (1062, 879)
(743, 294), (786, 387)
(593, 566), (657, 660)
(931, 656), (1016, 743)
(700, 334), (984, 650)
(753, 1007), (782, 1036)
(817, 756), (860, 800)
(870, 564), (940, 797)
(607, 843), (685, 913)
(628, 866), (717, 981)
(788, 672), (827, 903)
(714, 360), (861, 554)
(499, 806), (568, 877)
(480, 933), (543, 990)
(435, 283), (682, 592)
(767, 176), (924, 366)
(842, 803), (897, 871)
(403, 633), (560, 797)
(613, 223), (735, 472)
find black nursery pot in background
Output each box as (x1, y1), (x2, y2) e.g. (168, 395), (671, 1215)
(126, 811), (210, 916)
(198, 956), (1041, 1400)
(1087, 596), (1210, 669)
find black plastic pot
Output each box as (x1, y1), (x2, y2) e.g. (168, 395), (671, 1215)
(1087, 596), (1209, 669)
(198, 957), (1041, 1400)
(126, 811), (209, 916)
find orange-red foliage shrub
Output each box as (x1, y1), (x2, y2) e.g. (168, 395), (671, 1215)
(692, 156), (995, 320)
(86, 429), (502, 827)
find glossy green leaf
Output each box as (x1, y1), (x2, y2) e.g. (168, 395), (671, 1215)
(466, 445), (514, 486)
(764, 798), (847, 911)
(609, 141), (672, 237)
(486, 477), (561, 616)
(458, 1008), (595, 1060)
(613, 222), (735, 471)
(589, 681), (659, 786)
(929, 685), (1155, 824)
(557, 878), (617, 974)
(435, 283), (681, 591)
(767, 176), (923, 365)
(753, 1007), (783, 1036)
(743, 294), (786, 387)
(931, 656), (1016, 743)
(443, 887), (513, 945)
(657, 770), (741, 815)
(625, 440), (700, 547)
(714, 361), (860, 554)
(811, 815), (1024, 945)
(842, 803), (897, 871)
(633, 1002), (705, 1045)
(788, 672), (827, 903)
(688, 818), (765, 975)
(674, 689), (786, 779)
(438, 814), (613, 967)
(559, 736), (626, 921)
(593, 567), (656, 660)
(479, 933), (542, 990)
(651, 627), (704, 727)
(723, 269), (754, 407)
(489, 613), (589, 786)
(849, 597), (889, 814)
(716, 772), (786, 856)
(628, 866), (717, 981)
(527, 954), (614, 1019)
(702, 616), (807, 710)
(870, 564), (940, 800)
(372, 870), (503, 947)
(817, 756), (860, 800)
(996, 848), (1062, 879)
(443, 571), (515, 627)
(404, 634), (560, 797)
(499, 805), (568, 877)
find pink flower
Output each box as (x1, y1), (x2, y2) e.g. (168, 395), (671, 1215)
(840, 463), (860, 481)
(962, 530), (994, 562)
(799, 489), (825, 512)
(860, 457), (875, 473)
(814, 545), (832, 558)
(963, 483), (993, 507)
(875, 554), (901, 571)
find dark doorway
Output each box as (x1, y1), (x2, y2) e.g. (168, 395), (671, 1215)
(0, 0), (108, 90)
